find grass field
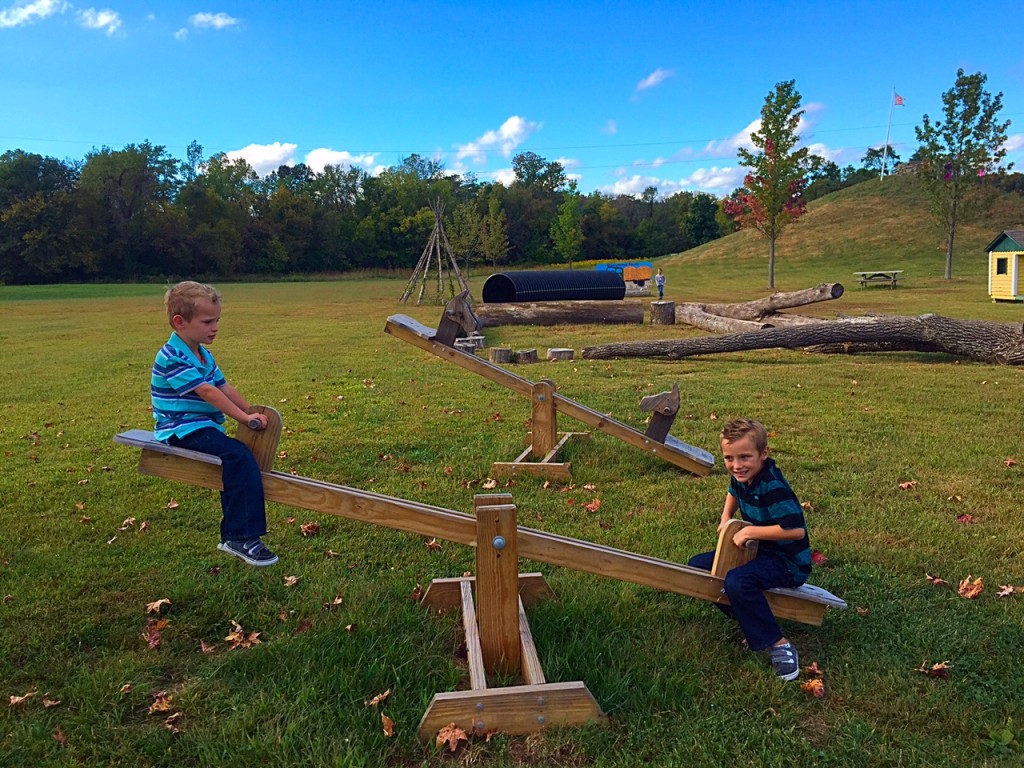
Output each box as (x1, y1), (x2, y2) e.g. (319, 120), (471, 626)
(2, 177), (1024, 767)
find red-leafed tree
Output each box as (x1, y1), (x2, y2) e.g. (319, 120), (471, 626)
(725, 80), (811, 288)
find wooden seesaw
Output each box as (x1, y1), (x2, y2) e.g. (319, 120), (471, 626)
(384, 293), (716, 480)
(114, 407), (845, 740)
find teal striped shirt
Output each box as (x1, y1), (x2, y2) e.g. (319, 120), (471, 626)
(151, 332), (226, 441)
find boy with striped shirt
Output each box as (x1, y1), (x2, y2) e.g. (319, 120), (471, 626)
(689, 418), (811, 680)
(151, 281), (278, 566)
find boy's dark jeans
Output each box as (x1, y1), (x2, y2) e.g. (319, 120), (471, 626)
(169, 428), (267, 542)
(688, 550), (799, 651)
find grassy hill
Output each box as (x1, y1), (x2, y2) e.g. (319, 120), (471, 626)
(659, 174), (1024, 310)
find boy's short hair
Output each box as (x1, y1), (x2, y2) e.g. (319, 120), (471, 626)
(720, 418), (769, 452)
(165, 281), (221, 328)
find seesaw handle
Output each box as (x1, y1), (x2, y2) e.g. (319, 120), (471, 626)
(247, 418), (264, 431)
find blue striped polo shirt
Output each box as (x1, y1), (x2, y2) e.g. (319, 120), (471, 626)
(151, 332), (227, 441)
(728, 458), (812, 584)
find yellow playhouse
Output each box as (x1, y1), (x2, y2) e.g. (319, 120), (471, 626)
(986, 230), (1024, 302)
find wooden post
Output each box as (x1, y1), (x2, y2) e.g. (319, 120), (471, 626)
(474, 496), (521, 678)
(650, 301), (676, 325)
(530, 379), (557, 460)
(639, 383), (680, 443)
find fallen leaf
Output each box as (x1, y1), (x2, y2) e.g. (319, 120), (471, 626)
(898, 480), (918, 490)
(804, 661), (824, 678)
(436, 721), (469, 752)
(1004, 458), (1017, 467)
(582, 483), (596, 491)
(146, 598), (172, 614)
(424, 538), (442, 552)
(164, 712), (184, 733)
(284, 575), (300, 587)
(444, 466), (453, 475)
(914, 660), (952, 679)
(300, 522), (320, 537)
(345, 623), (357, 632)
(119, 517), (136, 531)
(42, 696), (61, 708)
(709, 413), (718, 420)
(956, 514), (976, 525)
(166, 498), (179, 509)
(958, 575), (983, 599)
(225, 620), (261, 650)
(365, 689), (391, 708)
(52, 724), (68, 746)
(583, 498), (601, 513)
(119, 683), (133, 694)
(997, 584), (1015, 597)
(801, 678), (825, 698)
(810, 550), (828, 566)
(147, 691), (174, 714)
(948, 494), (963, 502)
(324, 549), (339, 558)
(138, 520), (149, 532)
(800, 501), (814, 511)
(9, 691), (37, 707)
(481, 478), (498, 490)
(295, 617), (313, 635)
(142, 619), (167, 649)
(925, 573), (949, 586)
(382, 713), (395, 737)
(200, 640), (216, 655)
(855, 607), (871, 616)
(409, 583), (423, 602)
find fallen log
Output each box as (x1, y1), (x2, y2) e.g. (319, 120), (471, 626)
(476, 300), (644, 327)
(582, 314), (1024, 365)
(758, 313), (828, 327)
(675, 305), (774, 333)
(699, 283), (844, 320)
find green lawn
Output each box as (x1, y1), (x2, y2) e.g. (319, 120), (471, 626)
(1, 243), (1023, 766)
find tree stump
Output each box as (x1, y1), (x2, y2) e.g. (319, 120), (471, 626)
(547, 348), (574, 361)
(650, 301), (676, 325)
(489, 347), (513, 364)
(514, 349), (539, 364)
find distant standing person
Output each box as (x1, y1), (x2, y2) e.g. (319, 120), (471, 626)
(655, 268), (666, 299)
(151, 281), (279, 567)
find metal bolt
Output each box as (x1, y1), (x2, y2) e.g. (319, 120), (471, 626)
(492, 536), (506, 550)
(537, 394), (546, 402)
(537, 715), (546, 725)
(476, 721), (485, 731)
(476, 703), (484, 712)
(537, 696), (545, 706)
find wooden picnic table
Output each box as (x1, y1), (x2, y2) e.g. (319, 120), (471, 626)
(853, 270), (903, 288)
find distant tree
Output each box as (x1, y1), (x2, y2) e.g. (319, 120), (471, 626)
(512, 151), (566, 191)
(682, 192), (721, 247)
(862, 145), (901, 175)
(550, 181), (584, 267)
(914, 68), (1012, 279)
(480, 193), (509, 268)
(447, 200), (484, 276)
(724, 80), (811, 288)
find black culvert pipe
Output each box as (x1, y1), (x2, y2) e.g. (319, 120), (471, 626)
(482, 270), (626, 303)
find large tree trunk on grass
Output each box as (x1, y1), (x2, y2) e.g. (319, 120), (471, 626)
(696, 282), (845, 320)
(476, 300), (643, 327)
(582, 314), (1024, 365)
(675, 305), (774, 333)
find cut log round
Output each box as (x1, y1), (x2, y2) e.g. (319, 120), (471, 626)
(582, 314), (1024, 365)
(547, 348), (575, 361)
(514, 348), (539, 364)
(476, 300), (643, 327)
(489, 347), (513, 364)
(650, 301), (676, 325)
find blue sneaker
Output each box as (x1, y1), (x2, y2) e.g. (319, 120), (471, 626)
(768, 642), (800, 681)
(218, 538), (278, 567)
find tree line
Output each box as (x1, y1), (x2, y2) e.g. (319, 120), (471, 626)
(0, 144), (728, 285)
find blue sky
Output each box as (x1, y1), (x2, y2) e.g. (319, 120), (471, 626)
(2, 0), (1023, 197)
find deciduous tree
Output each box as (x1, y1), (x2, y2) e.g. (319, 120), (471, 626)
(550, 181), (583, 267)
(914, 69), (1012, 279)
(724, 80), (810, 288)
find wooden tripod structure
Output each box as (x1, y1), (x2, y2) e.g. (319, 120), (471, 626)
(114, 404), (844, 740)
(400, 200), (473, 305)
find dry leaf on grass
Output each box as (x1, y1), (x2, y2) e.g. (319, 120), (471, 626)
(146, 598), (171, 614)
(915, 660), (952, 679)
(801, 678), (825, 698)
(810, 550), (828, 566)
(225, 620), (261, 650)
(52, 724), (68, 746)
(283, 575), (300, 587)
(956, 514), (977, 525)
(300, 522), (320, 537)
(424, 538), (442, 552)
(9, 691), (36, 707)
(898, 480), (918, 490)
(365, 689), (391, 707)
(147, 691), (174, 714)
(958, 576), (983, 599)
(409, 584), (423, 602)
(382, 713), (395, 737)
(436, 722), (468, 752)
(42, 696), (61, 708)
(925, 573), (949, 586)
(583, 498), (601, 513)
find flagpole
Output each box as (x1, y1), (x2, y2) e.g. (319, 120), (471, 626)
(880, 87), (895, 180)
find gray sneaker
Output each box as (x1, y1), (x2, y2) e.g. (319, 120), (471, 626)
(218, 538), (279, 567)
(768, 642), (800, 681)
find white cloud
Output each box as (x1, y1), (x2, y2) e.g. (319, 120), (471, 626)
(804, 142), (844, 163)
(190, 11), (239, 29)
(635, 67), (674, 92)
(1004, 134), (1024, 153)
(174, 26), (187, 40)
(456, 116), (540, 164)
(703, 119), (760, 157)
(0, 0), (67, 28)
(680, 166), (744, 190)
(304, 148), (377, 174)
(226, 142), (297, 176)
(488, 168), (517, 186)
(555, 156), (579, 170)
(602, 119), (617, 135)
(77, 7), (120, 35)
(601, 165), (742, 198)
